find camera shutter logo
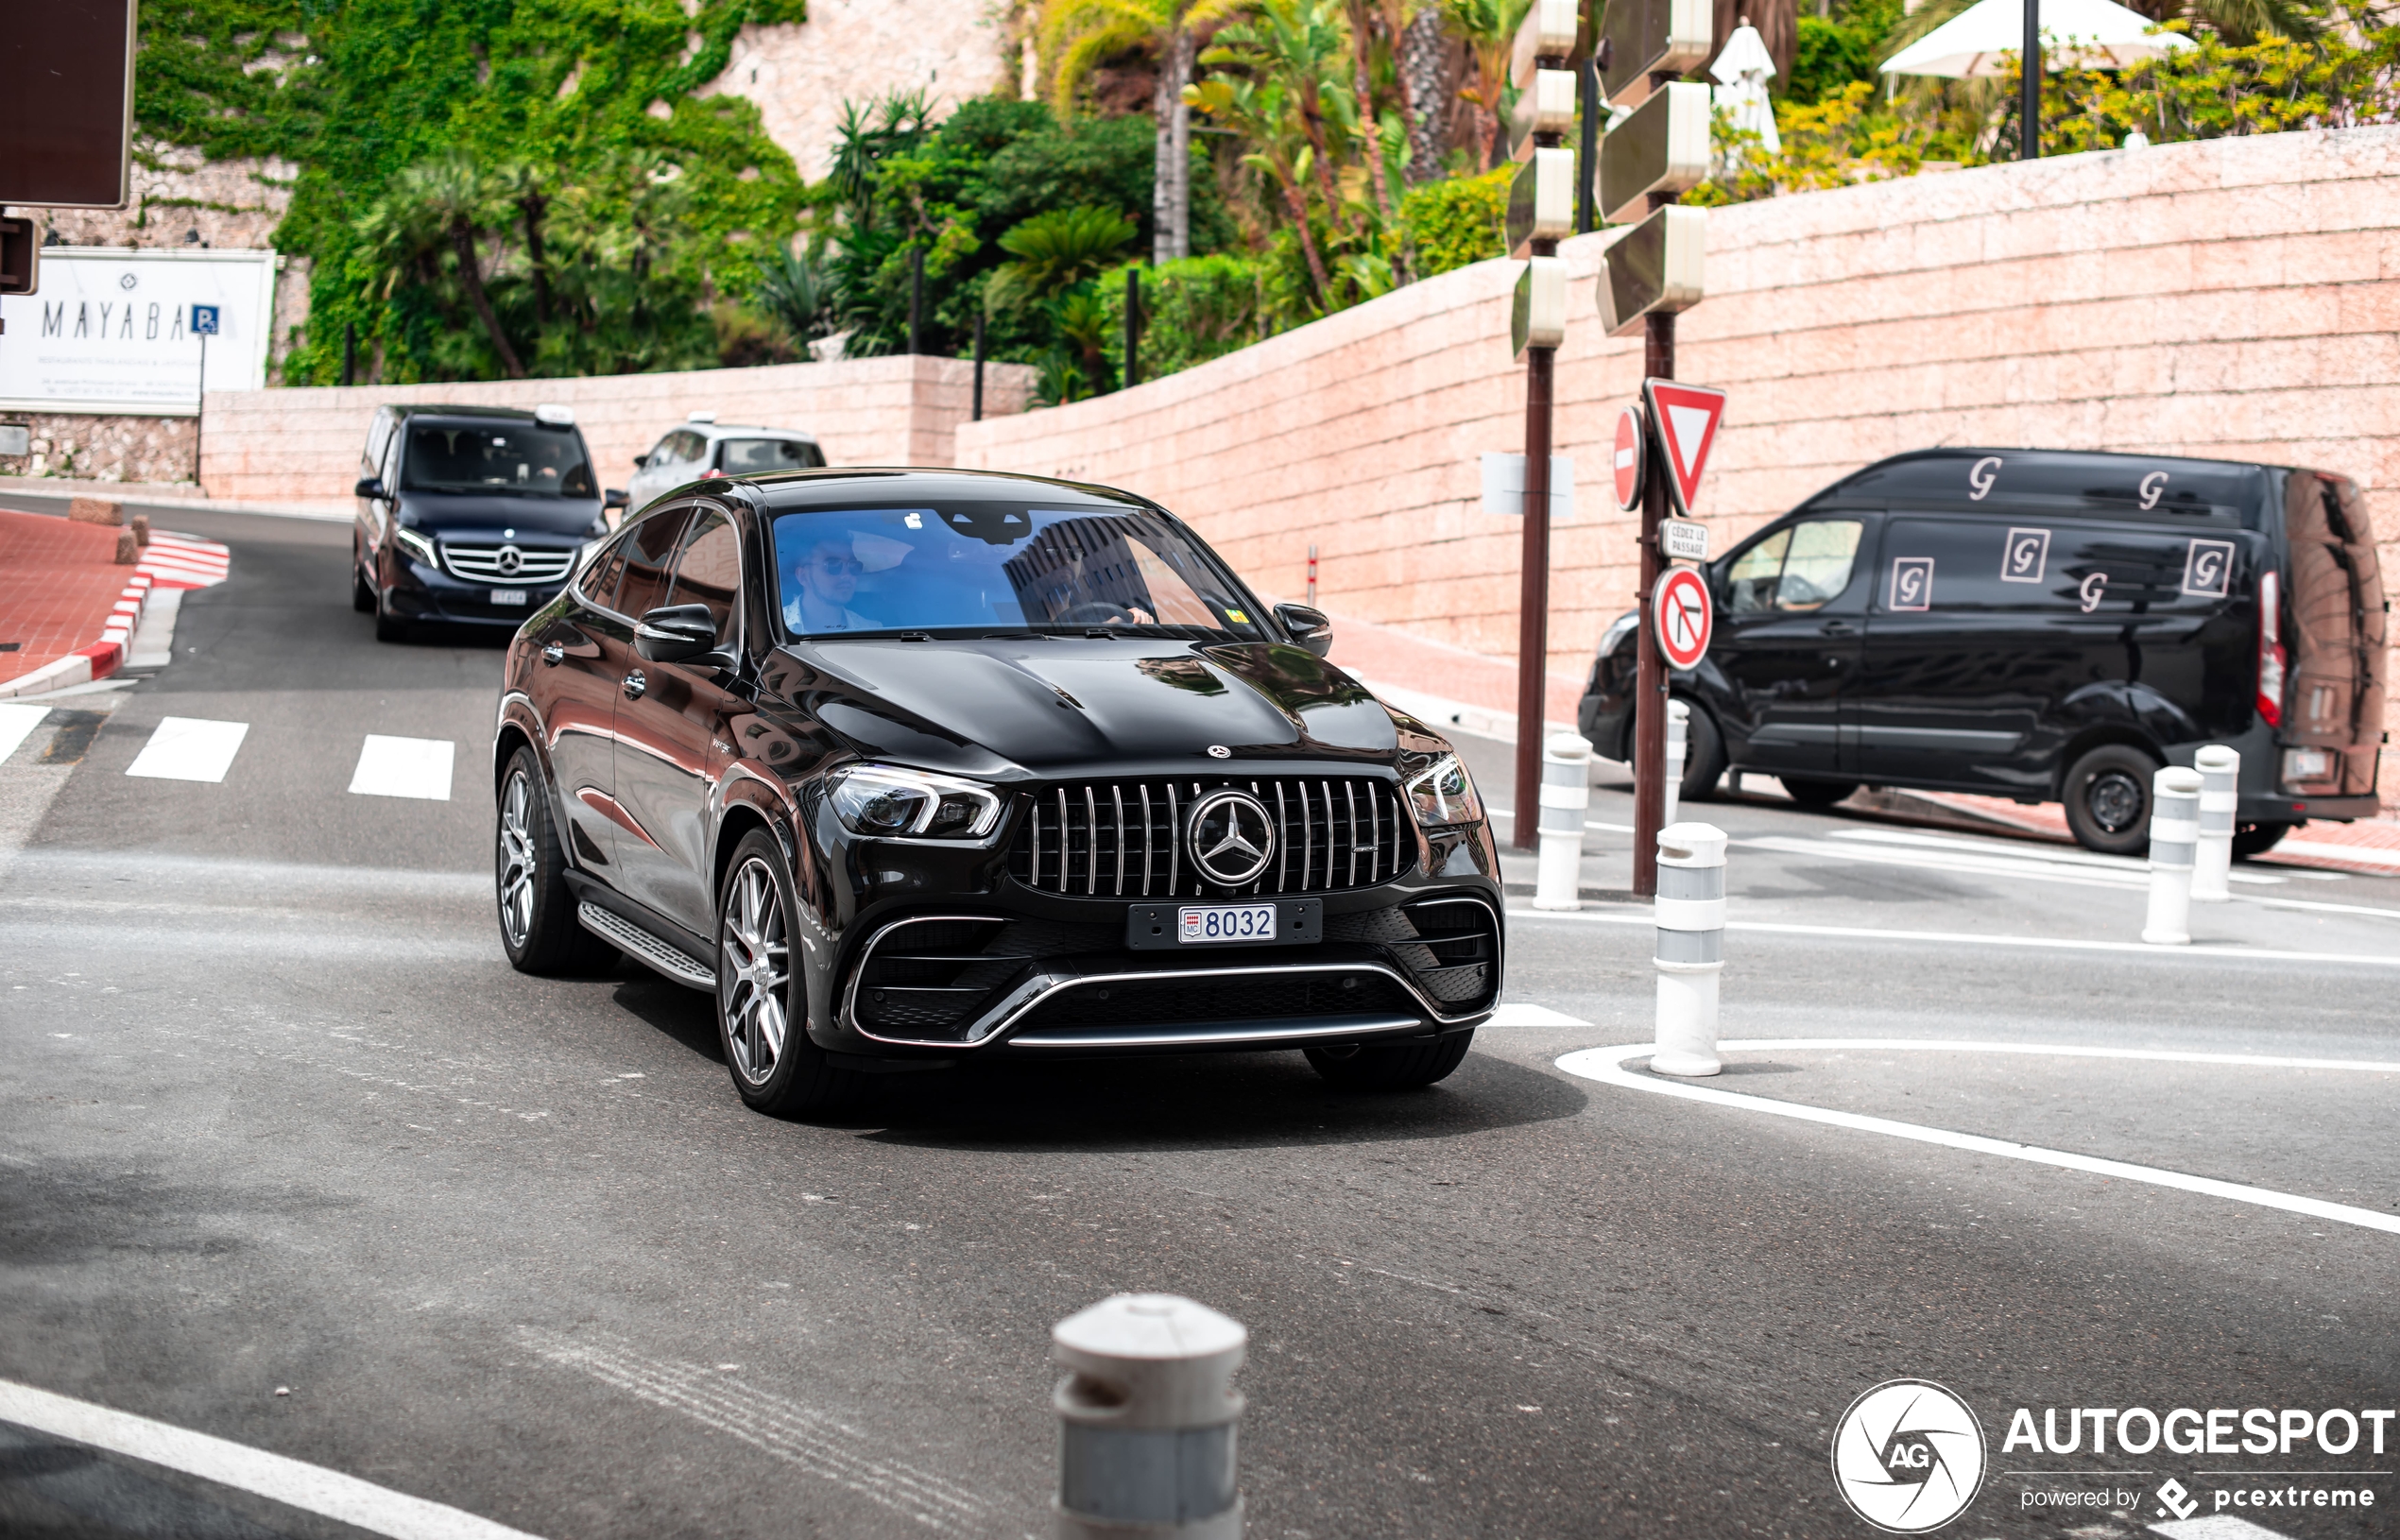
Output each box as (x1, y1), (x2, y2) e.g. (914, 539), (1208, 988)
(2182, 539), (2235, 599)
(2000, 527), (2049, 584)
(1829, 1379), (1986, 1533)
(1185, 789), (1276, 886)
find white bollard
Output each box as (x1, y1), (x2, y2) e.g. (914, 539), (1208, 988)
(1652, 821), (1725, 1077)
(1533, 732), (1592, 911)
(1663, 700), (1689, 830)
(1054, 1294), (1245, 1540)
(2141, 766), (2204, 946)
(2191, 745), (2238, 903)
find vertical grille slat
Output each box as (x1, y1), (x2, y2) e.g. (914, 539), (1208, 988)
(1009, 776), (1409, 898)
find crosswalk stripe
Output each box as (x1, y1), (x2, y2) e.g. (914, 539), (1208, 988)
(348, 735), (455, 801)
(0, 705), (51, 763)
(125, 717), (249, 782)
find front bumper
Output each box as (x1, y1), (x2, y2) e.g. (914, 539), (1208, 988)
(824, 862), (1503, 1059)
(386, 556), (569, 625)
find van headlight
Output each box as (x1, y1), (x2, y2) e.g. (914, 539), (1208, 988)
(393, 526), (438, 567)
(827, 765), (1002, 839)
(1403, 755), (1483, 828)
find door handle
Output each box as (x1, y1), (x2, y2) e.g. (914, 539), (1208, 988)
(1819, 620), (1856, 637)
(622, 670), (647, 700)
(540, 642), (565, 666)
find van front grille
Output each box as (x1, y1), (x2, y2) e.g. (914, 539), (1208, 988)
(440, 542), (577, 583)
(1008, 776), (1411, 898)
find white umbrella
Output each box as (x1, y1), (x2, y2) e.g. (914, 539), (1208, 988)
(1881, 0), (2194, 77)
(1710, 20), (1781, 158)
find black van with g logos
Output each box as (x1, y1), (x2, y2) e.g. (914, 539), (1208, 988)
(1577, 449), (2387, 856)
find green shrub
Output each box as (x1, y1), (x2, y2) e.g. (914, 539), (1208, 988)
(1096, 254), (1270, 383)
(1399, 167), (1511, 277)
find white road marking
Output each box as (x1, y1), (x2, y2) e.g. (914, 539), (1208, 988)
(1487, 1002), (1593, 1027)
(349, 735), (455, 801)
(1508, 907), (2400, 967)
(0, 1377), (546, 1540)
(1553, 1039), (2400, 1237)
(1827, 826), (2289, 885)
(0, 704), (50, 762)
(124, 716), (249, 782)
(520, 1327), (984, 1532)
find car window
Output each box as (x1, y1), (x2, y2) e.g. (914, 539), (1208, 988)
(1774, 521), (1863, 610)
(718, 437), (824, 474)
(402, 421), (593, 497)
(1724, 529), (1791, 615)
(677, 431), (708, 464)
(666, 510), (741, 639)
(769, 502), (1264, 641)
(615, 509), (693, 620)
(646, 434), (681, 470)
(1878, 516), (2215, 613)
(579, 526), (635, 610)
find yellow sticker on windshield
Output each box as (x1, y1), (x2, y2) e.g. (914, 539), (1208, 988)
(1226, 609), (1248, 623)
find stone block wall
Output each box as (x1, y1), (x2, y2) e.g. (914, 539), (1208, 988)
(197, 352), (1037, 507)
(0, 416), (200, 487)
(957, 127), (2400, 805)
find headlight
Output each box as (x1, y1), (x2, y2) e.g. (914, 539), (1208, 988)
(393, 525), (438, 567)
(1403, 755), (1483, 828)
(1600, 609), (1639, 659)
(827, 765), (1002, 839)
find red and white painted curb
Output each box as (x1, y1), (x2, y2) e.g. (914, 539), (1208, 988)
(0, 532), (231, 700)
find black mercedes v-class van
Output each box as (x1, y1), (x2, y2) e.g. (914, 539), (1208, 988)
(351, 402), (626, 642)
(492, 468), (1501, 1116)
(1579, 449), (2387, 855)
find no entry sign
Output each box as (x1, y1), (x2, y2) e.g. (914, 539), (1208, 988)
(1613, 405), (1645, 510)
(1653, 564), (1713, 671)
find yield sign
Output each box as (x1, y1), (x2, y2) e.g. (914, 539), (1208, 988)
(1653, 564), (1713, 671)
(1640, 378), (1727, 518)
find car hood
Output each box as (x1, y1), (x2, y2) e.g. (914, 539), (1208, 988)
(777, 637), (1403, 777)
(397, 493), (599, 539)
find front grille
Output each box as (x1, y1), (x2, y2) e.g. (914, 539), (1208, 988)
(1007, 776), (1411, 898)
(440, 542), (577, 583)
(1014, 971), (1418, 1034)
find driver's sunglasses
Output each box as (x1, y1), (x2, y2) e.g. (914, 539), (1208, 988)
(809, 556), (864, 576)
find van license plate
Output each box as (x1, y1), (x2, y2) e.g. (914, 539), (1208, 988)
(491, 589), (528, 606)
(1179, 903), (1275, 944)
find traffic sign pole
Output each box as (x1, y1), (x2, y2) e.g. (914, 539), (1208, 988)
(1632, 309), (1672, 893)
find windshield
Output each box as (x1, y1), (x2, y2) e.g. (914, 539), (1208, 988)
(771, 502), (1266, 642)
(403, 422), (595, 498)
(719, 437), (824, 473)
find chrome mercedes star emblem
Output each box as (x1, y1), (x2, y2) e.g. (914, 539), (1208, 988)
(1206, 744), (1231, 759)
(495, 544), (523, 576)
(1186, 789), (1276, 886)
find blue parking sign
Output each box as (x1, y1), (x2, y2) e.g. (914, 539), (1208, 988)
(191, 303), (221, 335)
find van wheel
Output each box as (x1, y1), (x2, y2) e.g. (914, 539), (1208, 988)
(351, 562), (375, 613)
(2231, 821), (2295, 859)
(2063, 744), (2160, 856)
(1782, 777), (1860, 810)
(1675, 702), (1726, 804)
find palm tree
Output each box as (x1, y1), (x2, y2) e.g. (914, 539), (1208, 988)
(1442, 0), (1532, 170)
(1185, 71), (1337, 303)
(1202, 0), (1363, 237)
(1042, 0), (1253, 265)
(358, 153), (526, 379)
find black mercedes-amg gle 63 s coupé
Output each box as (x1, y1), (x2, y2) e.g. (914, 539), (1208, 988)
(493, 468), (1502, 1115)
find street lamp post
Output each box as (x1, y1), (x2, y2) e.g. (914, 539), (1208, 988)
(2023, 0), (2042, 159)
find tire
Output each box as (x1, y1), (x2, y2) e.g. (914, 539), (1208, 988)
(1305, 1031), (1474, 1090)
(717, 829), (864, 1118)
(2062, 743), (2161, 856)
(1675, 701), (1726, 804)
(496, 745), (617, 974)
(1782, 777), (1860, 810)
(351, 560), (375, 613)
(2232, 821), (2295, 859)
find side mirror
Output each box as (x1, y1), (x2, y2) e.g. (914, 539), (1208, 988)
(635, 603), (719, 664)
(353, 476), (386, 500)
(1274, 602), (1333, 659)
(632, 454), (648, 470)
(604, 488), (629, 510)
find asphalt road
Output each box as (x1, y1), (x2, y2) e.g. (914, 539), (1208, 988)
(3, 507), (2394, 1540)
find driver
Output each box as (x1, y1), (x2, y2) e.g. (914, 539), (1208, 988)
(785, 538), (882, 633)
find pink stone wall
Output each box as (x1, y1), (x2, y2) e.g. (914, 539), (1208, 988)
(957, 127), (2400, 805)
(198, 353), (1037, 507)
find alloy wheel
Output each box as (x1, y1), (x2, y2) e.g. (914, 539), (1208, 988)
(721, 857), (791, 1086)
(497, 770), (538, 949)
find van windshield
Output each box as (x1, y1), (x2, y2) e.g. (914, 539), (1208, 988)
(403, 422), (594, 498)
(771, 502), (1265, 642)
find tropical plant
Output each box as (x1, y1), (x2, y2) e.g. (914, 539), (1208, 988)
(1397, 164), (1509, 273)
(1440, 0), (1532, 169)
(986, 206), (1141, 315)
